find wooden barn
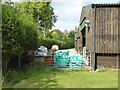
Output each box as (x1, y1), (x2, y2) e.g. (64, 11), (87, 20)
(75, 4), (120, 70)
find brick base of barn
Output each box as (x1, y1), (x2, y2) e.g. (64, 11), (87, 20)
(91, 53), (120, 70)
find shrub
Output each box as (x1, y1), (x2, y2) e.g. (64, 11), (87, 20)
(39, 38), (66, 49)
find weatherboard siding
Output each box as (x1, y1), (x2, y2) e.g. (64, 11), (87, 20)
(76, 5), (119, 54)
(95, 7), (119, 53)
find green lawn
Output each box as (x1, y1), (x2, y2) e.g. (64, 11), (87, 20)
(13, 68), (118, 88)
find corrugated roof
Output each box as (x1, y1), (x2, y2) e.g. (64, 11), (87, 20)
(83, 3), (120, 8)
(92, 3), (120, 7)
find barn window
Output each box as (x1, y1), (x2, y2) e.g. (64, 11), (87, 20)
(80, 17), (86, 31)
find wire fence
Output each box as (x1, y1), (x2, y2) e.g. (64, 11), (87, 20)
(25, 50), (92, 70)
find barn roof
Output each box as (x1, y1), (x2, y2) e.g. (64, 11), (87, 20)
(92, 3), (120, 7)
(83, 3), (120, 8)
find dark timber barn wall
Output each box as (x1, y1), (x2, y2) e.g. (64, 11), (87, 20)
(76, 4), (120, 69)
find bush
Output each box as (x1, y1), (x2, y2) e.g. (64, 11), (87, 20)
(39, 38), (74, 50)
(39, 38), (66, 49)
(2, 4), (39, 73)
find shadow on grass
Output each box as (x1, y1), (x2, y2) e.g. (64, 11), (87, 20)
(3, 66), (69, 88)
(39, 77), (62, 88)
(37, 71), (65, 88)
(12, 68), (65, 88)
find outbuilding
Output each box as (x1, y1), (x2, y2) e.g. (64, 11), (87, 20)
(75, 4), (120, 70)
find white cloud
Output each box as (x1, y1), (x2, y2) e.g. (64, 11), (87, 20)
(51, 0), (120, 31)
(51, 1), (83, 31)
(52, 21), (77, 31)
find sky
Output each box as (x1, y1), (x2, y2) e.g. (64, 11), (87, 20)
(4, 0), (120, 31)
(51, 0), (120, 31)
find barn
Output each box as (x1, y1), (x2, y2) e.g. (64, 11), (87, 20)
(75, 4), (120, 70)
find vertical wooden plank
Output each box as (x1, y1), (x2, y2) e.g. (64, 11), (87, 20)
(105, 8), (108, 53)
(113, 8), (116, 53)
(88, 8), (92, 51)
(115, 8), (117, 53)
(100, 8), (103, 53)
(117, 55), (119, 69)
(109, 8), (111, 54)
(116, 8), (119, 53)
(91, 8), (93, 52)
(99, 8), (102, 53)
(101, 8), (104, 53)
(107, 8), (109, 53)
(102, 8), (106, 53)
(113, 8), (115, 53)
(111, 8), (114, 54)
(98, 8), (100, 53)
(90, 8), (92, 51)
(92, 8), (94, 52)
(118, 7), (120, 53)
(97, 8), (99, 53)
(103, 8), (107, 53)
(96, 8), (98, 53)
(116, 8), (118, 53)
(112, 8), (114, 53)
(109, 8), (112, 54)
(104, 8), (106, 53)
(96, 8), (99, 53)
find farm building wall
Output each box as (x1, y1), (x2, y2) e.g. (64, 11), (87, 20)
(76, 5), (120, 69)
(96, 54), (120, 69)
(85, 8), (94, 53)
(95, 7), (119, 54)
(95, 7), (120, 69)
(77, 7), (95, 52)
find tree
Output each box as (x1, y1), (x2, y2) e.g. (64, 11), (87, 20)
(14, 2), (57, 37)
(2, 3), (39, 72)
(51, 29), (65, 39)
(67, 30), (75, 39)
(64, 30), (69, 39)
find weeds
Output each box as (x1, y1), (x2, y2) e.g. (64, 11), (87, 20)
(97, 67), (108, 72)
(3, 65), (45, 88)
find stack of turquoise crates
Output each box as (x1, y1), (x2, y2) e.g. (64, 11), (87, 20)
(55, 50), (83, 69)
(69, 55), (83, 69)
(55, 50), (70, 67)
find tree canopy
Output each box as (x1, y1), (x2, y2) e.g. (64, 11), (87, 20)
(2, 1), (57, 72)
(2, 1), (75, 74)
(14, 2), (57, 30)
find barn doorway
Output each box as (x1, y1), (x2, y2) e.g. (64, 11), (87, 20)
(81, 27), (86, 48)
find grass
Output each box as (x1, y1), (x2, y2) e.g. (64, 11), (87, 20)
(3, 65), (118, 88)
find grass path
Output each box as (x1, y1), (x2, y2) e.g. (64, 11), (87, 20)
(14, 69), (118, 88)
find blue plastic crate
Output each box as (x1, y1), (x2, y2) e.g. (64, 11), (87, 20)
(55, 50), (70, 67)
(69, 55), (83, 69)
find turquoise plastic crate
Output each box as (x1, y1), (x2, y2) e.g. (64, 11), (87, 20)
(69, 55), (83, 69)
(55, 50), (70, 67)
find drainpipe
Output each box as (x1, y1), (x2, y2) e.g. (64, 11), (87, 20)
(94, 6), (96, 71)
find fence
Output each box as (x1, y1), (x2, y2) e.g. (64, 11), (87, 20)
(78, 51), (92, 70)
(28, 50), (92, 70)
